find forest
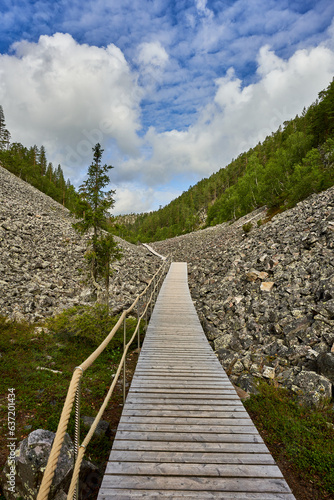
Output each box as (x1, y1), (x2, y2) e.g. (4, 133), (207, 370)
(113, 78), (334, 242)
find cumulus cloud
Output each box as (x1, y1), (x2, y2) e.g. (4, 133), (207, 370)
(0, 33), (142, 174)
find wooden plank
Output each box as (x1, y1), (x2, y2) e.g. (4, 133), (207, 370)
(120, 416), (252, 426)
(117, 424), (258, 433)
(129, 388), (238, 393)
(112, 440), (269, 453)
(99, 490), (295, 499)
(115, 431), (263, 443)
(126, 397), (242, 404)
(127, 391), (240, 397)
(122, 409), (249, 418)
(105, 462), (283, 478)
(129, 384), (234, 389)
(123, 404), (246, 411)
(100, 476), (292, 493)
(107, 450), (276, 464)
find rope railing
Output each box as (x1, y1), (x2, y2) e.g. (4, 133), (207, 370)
(37, 256), (171, 500)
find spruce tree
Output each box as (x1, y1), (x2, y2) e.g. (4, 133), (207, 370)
(73, 143), (121, 297)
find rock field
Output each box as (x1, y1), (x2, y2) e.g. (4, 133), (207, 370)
(152, 188), (334, 406)
(0, 165), (161, 323)
(1, 163), (334, 405)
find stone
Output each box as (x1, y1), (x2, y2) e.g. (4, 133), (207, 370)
(0, 429), (101, 500)
(1, 429), (74, 499)
(262, 366), (276, 379)
(81, 416), (110, 437)
(214, 334), (232, 351)
(53, 491), (67, 500)
(323, 299), (334, 319)
(233, 384), (250, 400)
(246, 270), (260, 282)
(0, 165), (162, 323)
(294, 371), (332, 406)
(236, 374), (259, 394)
(316, 352), (334, 383)
(260, 282), (275, 292)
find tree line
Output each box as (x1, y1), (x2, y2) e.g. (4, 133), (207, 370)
(112, 78), (334, 242)
(0, 105), (79, 212)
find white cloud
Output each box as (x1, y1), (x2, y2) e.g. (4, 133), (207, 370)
(137, 41), (169, 68)
(136, 41), (169, 91)
(1, 28), (334, 216)
(0, 33), (143, 174)
(116, 41), (334, 194)
(195, 0), (213, 19)
(114, 183), (181, 214)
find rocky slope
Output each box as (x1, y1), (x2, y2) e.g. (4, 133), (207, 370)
(152, 188), (334, 406)
(0, 165), (161, 323)
(1, 163), (334, 406)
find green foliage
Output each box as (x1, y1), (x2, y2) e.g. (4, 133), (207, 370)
(0, 311), (141, 486)
(46, 304), (140, 350)
(245, 382), (334, 496)
(72, 143), (121, 288)
(242, 222), (253, 233)
(73, 143), (115, 235)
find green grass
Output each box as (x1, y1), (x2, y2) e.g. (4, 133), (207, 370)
(0, 306), (144, 485)
(244, 382), (334, 497)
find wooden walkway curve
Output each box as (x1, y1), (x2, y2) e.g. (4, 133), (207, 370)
(98, 262), (295, 499)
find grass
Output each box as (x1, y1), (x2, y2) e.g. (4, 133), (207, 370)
(2, 309), (334, 499)
(244, 381), (334, 498)
(0, 306), (144, 497)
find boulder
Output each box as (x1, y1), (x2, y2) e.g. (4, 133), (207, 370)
(1, 429), (101, 500)
(316, 352), (334, 383)
(293, 371), (332, 406)
(81, 416), (110, 437)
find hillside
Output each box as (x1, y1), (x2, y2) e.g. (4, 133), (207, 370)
(1, 160), (333, 407)
(1, 156), (334, 500)
(151, 186), (334, 407)
(113, 78), (334, 243)
(0, 164), (161, 323)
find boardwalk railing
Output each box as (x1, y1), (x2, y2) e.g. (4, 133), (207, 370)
(37, 256), (170, 500)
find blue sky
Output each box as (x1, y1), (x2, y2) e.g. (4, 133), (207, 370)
(1, 0), (334, 213)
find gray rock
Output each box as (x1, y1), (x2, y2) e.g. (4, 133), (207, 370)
(316, 352), (334, 383)
(1, 429), (74, 499)
(293, 370), (332, 406)
(0, 429), (101, 500)
(151, 185), (334, 406)
(81, 416), (110, 437)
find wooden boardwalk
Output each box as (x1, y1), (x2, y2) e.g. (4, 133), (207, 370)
(98, 262), (295, 499)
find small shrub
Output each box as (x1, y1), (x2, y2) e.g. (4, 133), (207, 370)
(242, 222), (253, 233)
(47, 305), (114, 344)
